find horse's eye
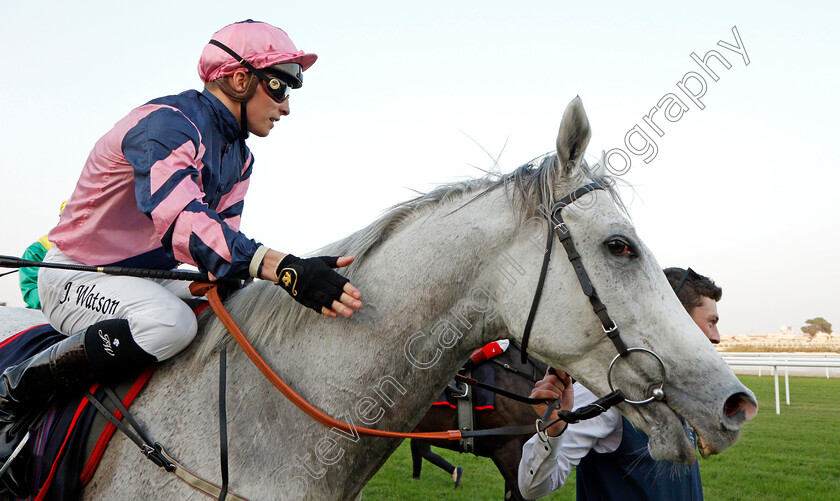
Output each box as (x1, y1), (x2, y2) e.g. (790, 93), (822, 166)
(605, 238), (634, 256)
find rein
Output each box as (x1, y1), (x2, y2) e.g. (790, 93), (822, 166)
(200, 282), (625, 446)
(201, 285), (463, 441)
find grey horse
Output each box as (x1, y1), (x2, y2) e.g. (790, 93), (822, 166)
(0, 97), (756, 500)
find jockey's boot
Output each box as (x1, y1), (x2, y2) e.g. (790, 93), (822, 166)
(0, 319), (155, 497)
(0, 332), (90, 425)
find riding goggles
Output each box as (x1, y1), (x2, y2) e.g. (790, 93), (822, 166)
(260, 71), (292, 102)
(208, 39), (302, 103)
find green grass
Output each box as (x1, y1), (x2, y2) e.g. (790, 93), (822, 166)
(718, 345), (839, 353)
(363, 376), (840, 500)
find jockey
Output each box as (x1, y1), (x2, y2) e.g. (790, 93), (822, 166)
(0, 20), (363, 484)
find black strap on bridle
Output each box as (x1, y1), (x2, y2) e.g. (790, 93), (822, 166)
(454, 373), (545, 405)
(520, 182), (629, 363)
(485, 339), (543, 383)
(488, 358), (540, 383)
(459, 387), (625, 439)
(520, 215), (555, 364)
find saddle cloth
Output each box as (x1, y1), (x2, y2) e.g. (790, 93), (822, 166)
(0, 324), (153, 501)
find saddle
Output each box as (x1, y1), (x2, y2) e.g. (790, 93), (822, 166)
(0, 325), (153, 500)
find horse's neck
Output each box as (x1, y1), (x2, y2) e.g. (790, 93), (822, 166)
(165, 190), (519, 497)
(295, 191), (516, 402)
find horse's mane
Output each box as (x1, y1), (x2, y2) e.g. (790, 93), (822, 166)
(316, 151), (625, 268)
(194, 152), (625, 367)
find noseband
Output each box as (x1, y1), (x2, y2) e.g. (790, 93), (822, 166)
(519, 182), (667, 406)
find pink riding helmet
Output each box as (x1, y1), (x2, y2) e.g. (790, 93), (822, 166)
(198, 20), (317, 83)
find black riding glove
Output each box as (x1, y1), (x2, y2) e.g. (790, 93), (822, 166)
(274, 254), (350, 314)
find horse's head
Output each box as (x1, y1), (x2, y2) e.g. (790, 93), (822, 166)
(496, 96), (757, 464)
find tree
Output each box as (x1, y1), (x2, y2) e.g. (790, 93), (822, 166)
(801, 317), (832, 340)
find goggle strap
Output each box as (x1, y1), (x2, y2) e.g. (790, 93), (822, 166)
(208, 39), (261, 75)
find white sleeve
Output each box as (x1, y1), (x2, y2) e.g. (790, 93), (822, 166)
(518, 383), (623, 500)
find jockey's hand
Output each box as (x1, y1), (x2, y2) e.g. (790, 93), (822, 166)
(273, 254), (362, 318)
(530, 368), (574, 437)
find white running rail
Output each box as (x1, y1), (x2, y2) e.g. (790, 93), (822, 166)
(720, 354), (840, 414)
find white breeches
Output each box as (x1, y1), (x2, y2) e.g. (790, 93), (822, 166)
(38, 247), (198, 361)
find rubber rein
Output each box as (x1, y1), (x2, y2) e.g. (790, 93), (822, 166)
(199, 284), (463, 441)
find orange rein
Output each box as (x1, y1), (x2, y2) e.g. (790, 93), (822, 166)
(197, 283), (461, 441)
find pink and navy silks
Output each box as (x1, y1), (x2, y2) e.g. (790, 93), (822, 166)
(0, 326), (153, 501)
(50, 89), (260, 280)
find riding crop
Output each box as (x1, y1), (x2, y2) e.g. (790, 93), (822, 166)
(0, 255), (216, 283)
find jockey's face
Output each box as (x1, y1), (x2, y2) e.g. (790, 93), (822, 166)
(690, 296), (720, 344)
(246, 78), (291, 138)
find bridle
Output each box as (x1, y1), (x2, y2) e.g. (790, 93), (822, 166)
(518, 182), (667, 406)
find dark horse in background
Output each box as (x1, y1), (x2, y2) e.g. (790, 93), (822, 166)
(413, 341), (547, 501)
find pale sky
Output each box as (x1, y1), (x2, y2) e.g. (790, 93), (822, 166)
(0, 1), (837, 335)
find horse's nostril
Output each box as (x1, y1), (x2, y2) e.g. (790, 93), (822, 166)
(724, 392), (758, 421)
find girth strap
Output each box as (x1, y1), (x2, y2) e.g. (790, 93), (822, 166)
(84, 387), (172, 471)
(84, 387), (249, 501)
(159, 448), (248, 501)
(455, 369), (475, 454)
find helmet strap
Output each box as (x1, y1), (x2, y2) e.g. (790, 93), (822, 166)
(216, 73), (259, 102)
(239, 101), (249, 140)
(212, 73), (258, 140)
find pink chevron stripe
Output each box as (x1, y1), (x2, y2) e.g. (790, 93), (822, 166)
(224, 215), (241, 231)
(217, 178), (250, 213)
(149, 140), (198, 195)
(150, 177), (203, 240)
(242, 152), (253, 174)
(171, 210), (233, 265)
(195, 141), (207, 191)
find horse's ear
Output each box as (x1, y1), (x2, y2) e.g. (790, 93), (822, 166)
(556, 96), (591, 176)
